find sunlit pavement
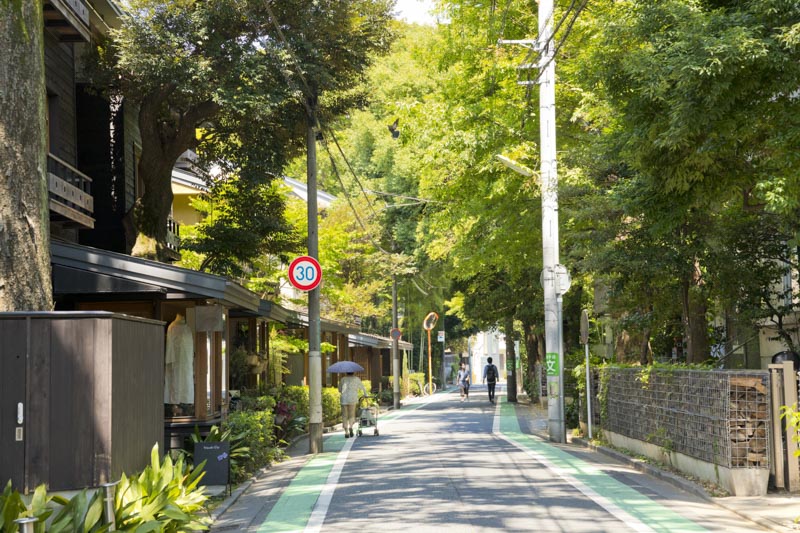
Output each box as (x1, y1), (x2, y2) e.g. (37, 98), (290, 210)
(211, 385), (798, 532)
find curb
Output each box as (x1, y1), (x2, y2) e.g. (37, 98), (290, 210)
(208, 431), (309, 522)
(569, 437), (791, 533)
(570, 437), (712, 501)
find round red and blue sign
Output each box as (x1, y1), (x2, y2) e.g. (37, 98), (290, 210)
(288, 256), (322, 292)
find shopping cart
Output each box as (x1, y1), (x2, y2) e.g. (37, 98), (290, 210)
(357, 395), (379, 436)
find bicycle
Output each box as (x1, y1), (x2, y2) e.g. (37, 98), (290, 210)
(422, 382), (437, 396)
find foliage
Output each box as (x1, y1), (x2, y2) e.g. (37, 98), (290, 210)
(322, 387), (342, 426)
(47, 489), (104, 533)
(238, 393), (276, 413)
(280, 385), (310, 420)
(180, 177), (302, 278)
(228, 347), (252, 392)
(376, 389), (394, 405)
(360, 380), (372, 396)
(224, 410), (279, 481)
(0, 481), (60, 533)
(273, 399), (308, 445)
(564, 400), (580, 430)
(269, 328), (307, 385)
(114, 444), (209, 531)
(91, 0), (396, 258)
(781, 404), (800, 458)
(185, 425), (251, 482)
(1, 445), (209, 532)
(408, 373), (426, 396)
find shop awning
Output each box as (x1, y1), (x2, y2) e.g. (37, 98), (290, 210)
(349, 332), (413, 351)
(51, 241), (260, 312)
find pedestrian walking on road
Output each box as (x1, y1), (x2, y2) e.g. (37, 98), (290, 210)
(483, 357), (499, 404)
(339, 372), (367, 438)
(457, 363), (470, 402)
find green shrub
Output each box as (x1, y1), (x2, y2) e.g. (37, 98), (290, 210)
(282, 385), (309, 418)
(1, 445), (210, 532)
(377, 389), (393, 405)
(361, 379), (372, 395)
(239, 393), (276, 412)
(225, 410), (281, 482)
(115, 444), (210, 531)
(0, 481), (59, 532)
(322, 387), (341, 426)
(409, 373), (426, 396)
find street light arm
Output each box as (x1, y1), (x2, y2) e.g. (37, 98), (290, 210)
(496, 155), (539, 184)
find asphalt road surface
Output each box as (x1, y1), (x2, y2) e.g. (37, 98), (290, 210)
(211, 384), (769, 532)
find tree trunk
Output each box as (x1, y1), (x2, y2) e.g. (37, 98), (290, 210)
(504, 315), (517, 402)
(126, 93), (218, 260)
(681, 262), (709, 364)
(522, 319), (539, 401)
(687, 294), (709, 363)
(640, 327), (651, 366)
(0, 2), (52, 311)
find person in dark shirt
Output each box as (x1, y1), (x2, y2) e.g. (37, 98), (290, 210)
(483, 357), (499, 404)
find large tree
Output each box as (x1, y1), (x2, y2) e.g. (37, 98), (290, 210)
(0, 1), (52, 311)
(96, 0), (394, 261)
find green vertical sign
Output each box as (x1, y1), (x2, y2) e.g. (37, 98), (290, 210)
(546, 352), (559, 376)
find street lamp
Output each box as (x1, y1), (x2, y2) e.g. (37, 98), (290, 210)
(496, 154), (538, 181)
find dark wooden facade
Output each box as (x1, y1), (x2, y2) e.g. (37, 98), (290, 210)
(0, 312), (164, 493)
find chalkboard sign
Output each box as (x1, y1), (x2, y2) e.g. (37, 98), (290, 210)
(194, 441), (230, 486)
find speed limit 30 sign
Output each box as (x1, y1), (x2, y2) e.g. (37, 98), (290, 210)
(288, 256), (322, 292)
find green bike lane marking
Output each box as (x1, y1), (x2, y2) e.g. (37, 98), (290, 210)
(255, 397), (434, 532)
(497, 400), (706, 533)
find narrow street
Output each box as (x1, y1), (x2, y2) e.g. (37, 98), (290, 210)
(211, 387), (768, 532)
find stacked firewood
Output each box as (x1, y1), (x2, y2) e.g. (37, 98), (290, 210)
(729, 376), (769, 468)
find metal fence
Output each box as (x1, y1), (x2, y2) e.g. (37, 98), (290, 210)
(599, 368), (769, 468)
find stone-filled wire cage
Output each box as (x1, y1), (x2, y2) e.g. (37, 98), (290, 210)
(599, 368), (770, 468)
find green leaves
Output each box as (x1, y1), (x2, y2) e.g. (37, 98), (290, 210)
(115, 445), (210, 532)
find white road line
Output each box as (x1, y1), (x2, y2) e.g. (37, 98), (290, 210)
(303, 436), (355, 533)
(493, 409), (656, 533)
(492, 396), (501, 434)
(304, 391), (457, 532)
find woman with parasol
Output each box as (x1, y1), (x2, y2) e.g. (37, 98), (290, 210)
(329, 361), (367, 438)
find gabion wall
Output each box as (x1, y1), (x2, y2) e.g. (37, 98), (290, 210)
(599, 368), (769, 468)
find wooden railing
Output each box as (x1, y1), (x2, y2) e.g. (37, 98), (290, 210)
(48, 153), (95, 229)
(166, 216), (181, 253)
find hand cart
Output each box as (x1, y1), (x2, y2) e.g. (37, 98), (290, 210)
(357, 395), (379, 436)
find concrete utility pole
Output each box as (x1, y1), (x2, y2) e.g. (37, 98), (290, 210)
(307, 100), (323, 453)
(538, 0), (566, 444)
(392, 277), (400, 410)
(499, 0), (565, 442)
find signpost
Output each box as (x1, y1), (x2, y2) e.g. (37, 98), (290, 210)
(423, 312), (439, 395)
(288, 256), (322, 292)
(194, 441), (231, 489)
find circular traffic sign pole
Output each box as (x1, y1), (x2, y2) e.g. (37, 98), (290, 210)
(288, 254), (323, 452)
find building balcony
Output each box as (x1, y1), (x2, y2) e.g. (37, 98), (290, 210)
(43, 0), (91, 42)
(48, 153), (95, 229)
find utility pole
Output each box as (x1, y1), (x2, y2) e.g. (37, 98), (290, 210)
(498, 0), (565, 442)
(538, 0), (565, 444)
(307, 99), (323, 453)
(392, 276), (400, 410)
